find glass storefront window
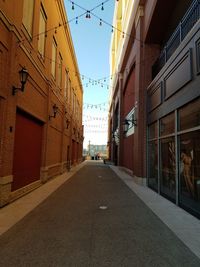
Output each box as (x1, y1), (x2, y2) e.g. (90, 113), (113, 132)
(148, 140), (158, 191)
(179, 98), (200, 131)
(179, 131), (200, 215)
(160, 113), (174, 136)
(149, 122), (158, 139)
(160, 137), (176, 201)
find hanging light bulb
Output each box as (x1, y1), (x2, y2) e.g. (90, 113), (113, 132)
(76, 17), (78, 24)
(88, 11), (91, 19)
(111, 26), (114, 33)
(99, 19), (102, 26)
(101, 3), (104, 11)
(86, 11), (88, 18)
(72, 2), (74, 10)
(122, 32), (125, 38)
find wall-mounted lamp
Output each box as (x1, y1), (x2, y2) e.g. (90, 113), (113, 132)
(65, 119), (70, 129)
(49, 104), (58, 120)
(123, 117), (137, 133)
(12, 67), (29, 95)
(112, 130), (119, 143)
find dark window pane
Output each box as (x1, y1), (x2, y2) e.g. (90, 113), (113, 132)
(160, 137), (176, 201)
(148, 140), (158, 191)
(149, 122), (158, 139)
(179, 98), (200, 131)
(160, 113), (174, 136)
(179, 131), (200, 216)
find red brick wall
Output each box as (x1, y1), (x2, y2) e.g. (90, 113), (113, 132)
(122, 68), (135, 171)
(123, 68), (135, 117)
(122, 135), (134, 171)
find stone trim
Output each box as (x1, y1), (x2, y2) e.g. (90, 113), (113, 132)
(0, 175), (13, 185)
(10, 180), (41, 203)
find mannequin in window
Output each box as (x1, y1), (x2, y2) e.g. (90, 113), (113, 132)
(181, 150), (194, 197)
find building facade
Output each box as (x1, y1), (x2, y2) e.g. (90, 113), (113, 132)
(109, 0), (152, 179)
(88, 144), (107, 159)
(109, 0), (200, 218)
(147, 0), (200, 218)
(0, 0), (83, 206)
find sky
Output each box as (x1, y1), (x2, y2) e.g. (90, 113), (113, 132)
(64, 0), (115, 149)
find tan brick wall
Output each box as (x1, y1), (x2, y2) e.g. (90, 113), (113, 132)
(0, 0), (83, 206)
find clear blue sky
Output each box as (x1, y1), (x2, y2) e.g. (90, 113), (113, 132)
(64, 0), (115, 148)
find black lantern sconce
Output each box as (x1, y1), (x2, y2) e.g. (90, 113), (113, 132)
(112, 130), (120, 143)
(49, 104), (58, 120)
(123, 116), (137, 133)
(65, 119), (70, 129)
(12, 67), (29, 95)
(112, 132), (115, 142)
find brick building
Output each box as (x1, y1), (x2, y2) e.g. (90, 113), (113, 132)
(108, 0), (200, 218)
(0, 0), (83, 206)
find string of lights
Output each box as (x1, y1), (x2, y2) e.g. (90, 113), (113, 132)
(67, 0), (142, 42)
(19, 0), (110, 43)
(21, 43), (113, 91)
(83, 107), (108, 111)
(22, 40), (156, 94)
(83, 115), (108, 121)
(84, 125), (108, 128)
(19, 10), (88, 44)
(84, 130), (108, 133)
(19, 0), (133, 46)
(69, 0), (112, 13)
(84, 101), (108, 105)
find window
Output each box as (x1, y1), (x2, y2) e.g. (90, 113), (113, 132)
(64, 70), (68, 99)
(148, 122), (158, 192)
(72, 90), (76, 114)
(124, 107), (136, 137)
(51, 38), (57, 78)
(38, 6), (47, 58)
(58, 53), (62, 88)
(68, 79), (71, 105)
(179, 98), (200, 131)
(160, 112), (174, 136)
(148, 140), (158, 191)
(160, 137), (176, 201)
(179, 131), (200, 215)
(22, 0), (34, 36)
(149, 122), (158, 139)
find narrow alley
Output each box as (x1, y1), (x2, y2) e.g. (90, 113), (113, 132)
(0, 161), (200, 267)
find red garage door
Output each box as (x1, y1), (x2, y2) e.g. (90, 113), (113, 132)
(12, 110), (43, 191)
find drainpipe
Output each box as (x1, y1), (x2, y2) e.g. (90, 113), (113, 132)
(118, 73), (124, 166)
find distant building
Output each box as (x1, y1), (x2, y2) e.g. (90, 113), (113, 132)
(0, 0), (83, 206)
(85, 144), (107, 159)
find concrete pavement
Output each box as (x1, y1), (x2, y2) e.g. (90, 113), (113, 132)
(0, 161), (200, 266)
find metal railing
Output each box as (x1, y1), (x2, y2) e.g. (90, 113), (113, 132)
(152, 0), (200, 79)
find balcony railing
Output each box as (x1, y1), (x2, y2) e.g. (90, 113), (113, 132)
(152, 0), (200, 79)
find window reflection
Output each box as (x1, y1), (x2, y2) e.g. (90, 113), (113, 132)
(149, 122), (158, 139)
(179, 98), (200, 131)
(179, 131), (200, 214)
(160, 137), (176, 201)
(160, 113), (174, 136)
(148, 141), (158, 191)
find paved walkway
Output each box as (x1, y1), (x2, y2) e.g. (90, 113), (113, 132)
(0, 161), (200, 266)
